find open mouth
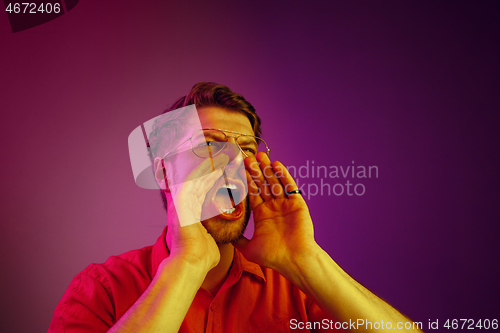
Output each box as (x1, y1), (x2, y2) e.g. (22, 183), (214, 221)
(202, 170), (246, 221)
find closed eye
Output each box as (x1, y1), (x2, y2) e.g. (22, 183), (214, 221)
(242, 147), (257, 154)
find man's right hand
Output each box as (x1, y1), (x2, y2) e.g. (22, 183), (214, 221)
(165, 206), (221, 275)
(109, 155), (230, 333)
(164, 154), (229, 274)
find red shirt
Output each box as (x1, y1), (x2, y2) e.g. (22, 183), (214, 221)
(49, 227), (337, 332)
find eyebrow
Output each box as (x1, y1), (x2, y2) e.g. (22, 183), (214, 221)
(205, 132), (227, 139)
(220, 129), (252, 135)
(203, 129), (259, 143)
(204, 131), (225, 140)
(236, 136), (258, 146)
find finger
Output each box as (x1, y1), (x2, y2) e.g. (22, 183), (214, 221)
(189, 154), (229, 181)
(171, 166), (224, 225)
(256, 152), (286, 198)
(172, 164), (222, 196)
(194, 167), (224, 197)
(211, 153), (230, 171)
(176, 154), (227, 195)
(244, 156), (273, 201)
(273, 161), (304, 201)
(246, 169), (264, 210)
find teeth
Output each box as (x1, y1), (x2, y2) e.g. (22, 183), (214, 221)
(220, 183), (237, 190)
(220, 207), (236, 214)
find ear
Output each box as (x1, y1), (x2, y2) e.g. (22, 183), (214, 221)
(154, 157), (170, 192)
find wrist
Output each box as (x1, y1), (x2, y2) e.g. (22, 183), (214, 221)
(278, 242), (324, 286)
(157, 255), (211, 285)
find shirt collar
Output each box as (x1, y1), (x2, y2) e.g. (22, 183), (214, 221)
(232, 247), (266, 281)
(151, 226), (265, 281)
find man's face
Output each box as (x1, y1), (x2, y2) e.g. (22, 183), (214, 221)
(166, 106), (253, 244)
(197, 106), (253, 244)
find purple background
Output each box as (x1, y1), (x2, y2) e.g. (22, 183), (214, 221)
(1, 1), (499, 332)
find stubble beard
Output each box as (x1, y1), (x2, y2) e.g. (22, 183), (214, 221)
(201, 196), (251, 244)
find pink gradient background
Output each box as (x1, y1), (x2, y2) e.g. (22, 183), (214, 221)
(1, 1), (499, 331)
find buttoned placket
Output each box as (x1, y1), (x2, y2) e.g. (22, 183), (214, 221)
(204, 264), (242, 333)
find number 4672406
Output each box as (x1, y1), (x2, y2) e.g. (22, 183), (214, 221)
(5, 3), (61, 14)
(444, 319), (498, 330)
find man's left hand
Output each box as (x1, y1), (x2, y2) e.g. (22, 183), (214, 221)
(232, 152), (318, 274)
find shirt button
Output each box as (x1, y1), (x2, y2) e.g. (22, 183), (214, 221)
(211, 303), (218, 311)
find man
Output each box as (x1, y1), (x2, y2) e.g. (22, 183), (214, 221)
(49, 82), (422, 332)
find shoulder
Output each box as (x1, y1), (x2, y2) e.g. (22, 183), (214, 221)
(49, 245), (156, 331)
(79, 245), (155, 293)
(86, 226), (169, 283)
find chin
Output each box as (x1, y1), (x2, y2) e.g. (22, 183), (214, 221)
(202, 198), (251, 244)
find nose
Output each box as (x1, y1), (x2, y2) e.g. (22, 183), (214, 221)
(221, 139), (244, 179)
(227, 137), (242, 153)
(221, 138), (242, 164)
(227, 137), (246, 155)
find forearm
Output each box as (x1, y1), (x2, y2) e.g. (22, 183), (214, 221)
(108, 256), (206, 333)
(280, 245), (422, 332)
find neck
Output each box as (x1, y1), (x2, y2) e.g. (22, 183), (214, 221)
(201, 242), (234, 296)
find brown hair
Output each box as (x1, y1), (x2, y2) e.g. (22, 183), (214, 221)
(167, 82), (261, 136)
(150, 82), (262, 212)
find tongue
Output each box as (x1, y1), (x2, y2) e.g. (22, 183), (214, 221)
(214, 189), (234, 210)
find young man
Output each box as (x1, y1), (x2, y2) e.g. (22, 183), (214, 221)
(49, 82), (422, 332)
